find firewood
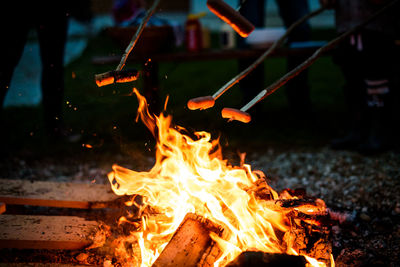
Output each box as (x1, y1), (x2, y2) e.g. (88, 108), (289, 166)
(0, 179), (119, 209)
(0, 215), (99, 250)
(226, 251), (307, 267)
(152, 213), (223, 267)
(0, 202), (5, 214)
(197, 224), (230, 267)
(283, 226), (332, 266)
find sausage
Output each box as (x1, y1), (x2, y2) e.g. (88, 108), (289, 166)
(95, 69), (139, 87)
(114, 69), (140, 84)
(207, 0), (255, 38)
(221, 108), (252, 123)
(95, 72), (114, 87)
(187, 96), (215, 110)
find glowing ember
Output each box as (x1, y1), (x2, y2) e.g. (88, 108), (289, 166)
(107, 88), (333, 266)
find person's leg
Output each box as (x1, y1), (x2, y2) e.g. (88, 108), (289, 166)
(0, 4), (30, 109)
(36, 3), (68, 136)
(330, 35), (367, 149)
(357, 30), (397, 154)
(238, 0), (265, 105)
(276, 0), (312, 114)
(276, 0), (311, 43)
(0, 3), (31, 153)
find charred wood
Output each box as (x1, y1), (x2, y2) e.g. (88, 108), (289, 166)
(152, 213), (223, 267)
(226, 251), (306, 267)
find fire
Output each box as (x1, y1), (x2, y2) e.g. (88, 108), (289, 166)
(107, 88), (333, 266)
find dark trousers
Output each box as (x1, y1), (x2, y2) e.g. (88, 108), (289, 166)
(238, 0), (312, 111)
(334, 30), (398, 134)
(0, 2), (68, 133)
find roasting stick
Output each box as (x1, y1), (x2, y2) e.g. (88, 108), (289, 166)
(222, 0), (399, 123)
(187, 6), (325, 110)
(95, 0), (161, 87)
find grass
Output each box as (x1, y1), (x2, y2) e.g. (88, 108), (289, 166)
(2, 29), (347, 154)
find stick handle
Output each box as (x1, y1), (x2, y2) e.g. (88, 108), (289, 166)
(212, 6), (325, 100)
(116, 0), (161, 71)
(240, 0), (399, 112)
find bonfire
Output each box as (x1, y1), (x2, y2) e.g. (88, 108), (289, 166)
(107, 89), (333, 267)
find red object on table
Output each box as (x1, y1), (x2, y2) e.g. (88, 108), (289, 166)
(185, 14), (203, 52)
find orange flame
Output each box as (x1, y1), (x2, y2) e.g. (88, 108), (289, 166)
(108, 88), (333, 266)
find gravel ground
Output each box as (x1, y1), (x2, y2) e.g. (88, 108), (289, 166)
(248, 147), (400, 266)
(0, 145), (399, 266)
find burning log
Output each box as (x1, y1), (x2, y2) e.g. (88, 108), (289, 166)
(226, 251), (307, 267)
(0, 202), (5, 214)
(152, 213), (223, 267)
(284, 227), (332, 266)
(151, 208), (332, 266)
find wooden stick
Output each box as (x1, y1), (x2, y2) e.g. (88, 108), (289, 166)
(211, 7), (325, 100)
(238, 0), (399, 113)
(116, 0), (161, 71)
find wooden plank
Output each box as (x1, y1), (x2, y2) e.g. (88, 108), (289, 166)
(0, 215), (99, 250)
(0, 264), (89, 267)
(0, 179), (119, 209)
(0, 202), (5, 214)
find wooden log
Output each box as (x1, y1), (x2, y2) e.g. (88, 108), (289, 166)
(283, 226), (332, 266)
(0, 202), (5, 214)
(226, 251), (306, 267)
(152, 213), (223, 267)
(197, 220), (231, 267)
(0, 215), (99, 250)
(0, 179), (119, 209)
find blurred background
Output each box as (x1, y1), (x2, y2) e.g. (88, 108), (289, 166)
(0, 0), (377, 155)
